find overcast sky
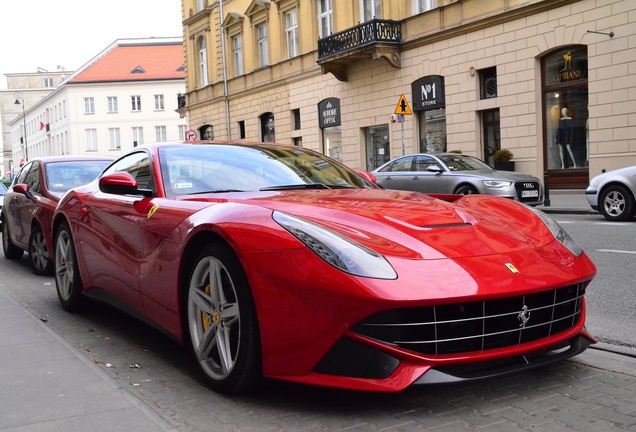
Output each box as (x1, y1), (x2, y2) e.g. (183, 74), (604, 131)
(0, 0), (183, 88)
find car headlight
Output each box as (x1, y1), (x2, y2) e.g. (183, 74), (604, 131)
(272, 211), (397, 279)
(482, 180), (513, 188)
(528, 207), (583, 256)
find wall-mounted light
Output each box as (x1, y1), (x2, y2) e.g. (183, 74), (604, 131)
(468, 66), (475, 77)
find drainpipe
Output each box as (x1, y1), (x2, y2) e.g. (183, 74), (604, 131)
(219, 0), (231, 139)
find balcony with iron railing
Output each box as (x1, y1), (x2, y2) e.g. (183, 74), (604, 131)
(317, 19), (402, 81)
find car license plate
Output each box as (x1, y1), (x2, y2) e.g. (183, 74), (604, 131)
(521, 190), (539, 198)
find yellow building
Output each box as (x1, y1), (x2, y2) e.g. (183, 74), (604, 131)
(181, 0), (636, 188)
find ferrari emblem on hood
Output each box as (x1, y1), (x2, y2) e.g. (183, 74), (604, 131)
(505, 263), (519, 274)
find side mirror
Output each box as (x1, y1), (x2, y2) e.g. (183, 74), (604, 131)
(13, 183), (34, 199)
(357, 170), (377, 184)
(426, 166), (443, 173)
(99, 172), (153, 197)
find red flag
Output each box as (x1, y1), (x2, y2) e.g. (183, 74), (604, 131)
(39, 122), (45, 131)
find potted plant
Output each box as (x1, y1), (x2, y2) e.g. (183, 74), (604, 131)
(493, 149), (515, 171)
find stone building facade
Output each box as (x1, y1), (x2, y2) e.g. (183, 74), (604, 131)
(181, 0), (636, 188)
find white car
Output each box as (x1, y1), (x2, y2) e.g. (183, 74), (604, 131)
(0, 182), (7, 227)
(585, 165), (636, 221)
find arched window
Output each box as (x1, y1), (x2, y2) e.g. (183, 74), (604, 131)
(198, 37), (208, 87)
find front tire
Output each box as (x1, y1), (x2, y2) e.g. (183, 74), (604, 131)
(600, 185), (635, 222)
(455, 185), (478, 195)
(185, 243), (261, 394)
(54, 222), (85, 312)
(2, 217), (23, 259)
(29, 225), (53, 275)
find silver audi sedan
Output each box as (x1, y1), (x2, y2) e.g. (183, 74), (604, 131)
(372, 153), (544, 206)
(585, 165), (636, 221)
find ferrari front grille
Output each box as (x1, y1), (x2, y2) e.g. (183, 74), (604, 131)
(352, 284), (585, 356)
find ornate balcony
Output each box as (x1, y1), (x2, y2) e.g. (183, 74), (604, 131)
(317, 19), (402, 81)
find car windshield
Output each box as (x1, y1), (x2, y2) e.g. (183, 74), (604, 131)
(159, 144), (375, 197)
(45, 161), (112, 192)
(439, 155), (493, 171)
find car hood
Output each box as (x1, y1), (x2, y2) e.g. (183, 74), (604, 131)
(447, 169), (539, 181)
(184, 189), (552, 260)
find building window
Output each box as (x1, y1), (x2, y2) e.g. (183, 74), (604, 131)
(361, 0), (381, 21)
(199, 36), (209, 87)
(260, 112), (275, 142)
(85, 129), (97, 151)
(131, 95), (141, 112)
(412, 0), (437, 14)
(154, 94), (165, 110)
(479, 67), (497, 99)
(482, 109), (500, 166)
(285, 8), (299, 58)
(44, 78), (53, 88)
(232, 34), (243, 76)
(179, 125), (187, 141)
(202, 125), (214, 140)
(197, 0), (205, 12)
(109, 128), (121, 150)
(84, 97), (95, 114)
(318, 0), (333, 38)
(237, 121), (246, 139)
(155, 126), (167, 142)
(365, 125), (390, 171)
(107, 96), (118, 113)
(418, 108), (447, 154)
(257, 23), (269, 67)
(292, 109), (301, 130)
(132, 127), (144, 147)
(293, 137), (302, 147)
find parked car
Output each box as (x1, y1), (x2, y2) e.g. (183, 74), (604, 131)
(585, 165), (636, 221)
(372, 153), (544, 205)
(52, 141), (595, 394)
(2, 155), (114, 275)
(0, 182), (7, 228)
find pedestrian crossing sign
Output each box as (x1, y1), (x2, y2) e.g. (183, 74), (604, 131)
(394, 94), (412, 115)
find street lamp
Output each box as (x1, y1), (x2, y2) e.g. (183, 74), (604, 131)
(14, 92), (28, 161)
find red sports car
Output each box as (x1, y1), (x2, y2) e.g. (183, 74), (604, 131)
(2, 155), (113, 274)
(52, 141), (596, 394)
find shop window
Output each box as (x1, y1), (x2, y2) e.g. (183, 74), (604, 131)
(542, 46), (588, 173)
(292, 109), (301, 130)
(365, 125), (390, 171)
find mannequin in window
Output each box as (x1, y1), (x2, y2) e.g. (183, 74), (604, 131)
(425, 131), (435, 153)
(556, 107), (577, 169)
(203, 126), (214, 140)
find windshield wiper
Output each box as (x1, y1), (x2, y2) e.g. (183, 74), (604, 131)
(259, 183), (331, 191)
(188, 189), (245, 195)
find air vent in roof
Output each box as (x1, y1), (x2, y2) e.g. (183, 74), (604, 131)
(176, 64), (185, 72)
(131, 66), (146, 74)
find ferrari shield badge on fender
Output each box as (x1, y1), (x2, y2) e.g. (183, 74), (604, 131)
(147, 204), (159, 219)
(505, 263), (519, 274)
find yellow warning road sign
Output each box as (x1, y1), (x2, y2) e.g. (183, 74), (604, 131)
(394, 94), (412, 115)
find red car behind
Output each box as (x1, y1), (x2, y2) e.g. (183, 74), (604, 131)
(2, 155), (113, 274)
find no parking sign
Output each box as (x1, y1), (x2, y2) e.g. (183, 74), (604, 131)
(185, 129), (197, 141)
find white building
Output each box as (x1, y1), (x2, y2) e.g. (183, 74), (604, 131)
(7, 37), (187, 166)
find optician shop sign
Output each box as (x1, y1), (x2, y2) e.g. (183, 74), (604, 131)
(411, 75), (446, 112)
(318, 98), (341, 128)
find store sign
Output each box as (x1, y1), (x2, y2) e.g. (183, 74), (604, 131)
(548, 48), (587, 84)
(318, 98), (341, 128)
(412, 75), (445, 112)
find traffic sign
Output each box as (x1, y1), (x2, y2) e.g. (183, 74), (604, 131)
(394, 94), (412, 115)
(185, 129), (197, 141)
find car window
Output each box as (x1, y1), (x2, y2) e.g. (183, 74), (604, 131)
(383, 157), (414, 173)
(14, 162), (33, 185)
(103, 152), (153, 191)
(45, 161), (112, 192)
(24, 162), (43, 194)
(439, 155), (492, 171)
(414, 155), (441, 172)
